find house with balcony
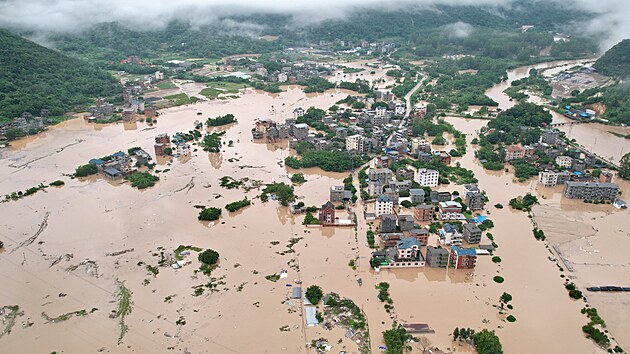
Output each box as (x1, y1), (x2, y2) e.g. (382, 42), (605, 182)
(381, 237), (425, 268)
(439, 223), (463, 246)
(450, 246), (477, 269)
(426, 246), (450, 268)
(319, 201), (336, 225)
(463, 223), (482, 244)
(413, 204), (434, 222)
(408, 228), (429, 246)
(438, 201), (464, 220)
(375, 194), (394, 217)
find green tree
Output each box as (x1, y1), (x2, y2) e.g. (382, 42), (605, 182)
(620, 152), (630, 180)
(473, 329), (503, 354)
(198, 249), (219, 265)
(305, 285), (323, 304)
(75, 163), (98, 177)
(383, 325), (412, 354)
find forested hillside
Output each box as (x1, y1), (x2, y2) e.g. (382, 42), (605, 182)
(0, 29), (118, 119)
(36, 1), (595, 63)
(594, 39), (630, 77)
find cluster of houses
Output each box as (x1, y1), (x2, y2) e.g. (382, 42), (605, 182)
(359, 168), (490, 270)
(252, 95), (434, 162)
(310, 39), (396, 56)
(370, 208), (489, 271)
(154, 133), (191, 158)
(88, 150), (144, 179)
(0, 111), (47, 140)
(497, 129), (621, 201)
(248, 60), (337, 84)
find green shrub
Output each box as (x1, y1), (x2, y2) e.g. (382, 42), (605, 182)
(198, 207), (221, 221)
(127, 171), (159, 189)
(493, 276), (505, 283)
(225, 198), (251, 212)
(75, 163), (98, 177)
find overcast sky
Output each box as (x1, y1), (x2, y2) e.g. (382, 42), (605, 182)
(0, 0), (627, 50)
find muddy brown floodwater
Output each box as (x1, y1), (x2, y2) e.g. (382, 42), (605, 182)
(485, 59), (630, 165)
(0, 67), (625, 354)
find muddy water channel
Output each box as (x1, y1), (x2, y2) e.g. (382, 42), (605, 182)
(0, 68), (620, 354)
(485, 60), (630, 165)
(448, 63), (630, 349)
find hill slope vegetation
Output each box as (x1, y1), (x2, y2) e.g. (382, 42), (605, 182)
(0, 29), (118, 119)
(594, 39), (630, 77)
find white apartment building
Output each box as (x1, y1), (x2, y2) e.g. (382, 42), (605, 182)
(346, 134), (366, 152)
(415, 168), (439, 187)
(539, 170), (559, 187)
(375, 194), (394, 217)
(556, 155), (573, 168)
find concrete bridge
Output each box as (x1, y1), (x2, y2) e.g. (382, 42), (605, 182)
(548, 120), (590, 127)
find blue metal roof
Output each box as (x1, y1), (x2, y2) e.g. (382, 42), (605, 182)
(442, 223), (458, 233)
(89, 159), (105, 165)
(397, 237), (421, 249)
(473, 215), (488, 223)
(111, 151), (125, 157)
(451, 245), (476, 256)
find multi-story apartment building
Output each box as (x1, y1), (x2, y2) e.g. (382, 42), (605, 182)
(426, 246), (450, 268)
(556, 155), (573, 168)
(416, 168), (439, 187)
(413, 204), (434, 222)
(463, 223), (482, 244)
(409, 189), (426, 204)
(505, 145), (525, 161)
(369, 168), (393, 183)
(450, 246), (477, 269)
(438, 201), (463, 220)
(293, 123), (309, 140)
(380, 214), (398, 233)
(439, 223), (463, 246)
(345, 134), (369, 153)
(375, 194), (394, 217)
(465, 192), (485, 211)
(563, 182), (619, 201)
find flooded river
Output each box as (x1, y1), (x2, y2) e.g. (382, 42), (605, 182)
(484, 60), (630, 165)
(0, 64), (623, 354)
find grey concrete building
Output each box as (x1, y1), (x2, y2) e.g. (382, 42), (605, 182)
(380, 214), (398, 233)
(426, 246), (450, 268)
(463, 223), (482, 244)
(563, 181), (619, 201)
(293, 123), (309, 140)
(541, 129), (560, 145)
(465, 191), (485, 211)
(330, 186), (351, 202)
(409, 189), (426, 204)
(398, 215), (414, 232)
